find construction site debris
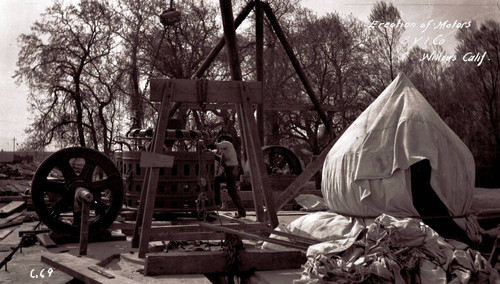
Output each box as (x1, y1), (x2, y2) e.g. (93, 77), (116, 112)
(289, 213), (497, 283)
(0, 201), (26, 218)
(294, 194), (328, 212)
(0, 160), (40, 180)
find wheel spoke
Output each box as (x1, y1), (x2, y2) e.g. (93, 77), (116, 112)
(43, 180), (67, 196)
(89, 176), (114, 193)
(32, 147), (123, 236)
(275, 157), (288, 169)
(58, 160), (77, 180)
(268, 152), (276, 167)
(80, 160), (97, 181)
(91, 199), (108, 217)
(49, 197), (71, 218)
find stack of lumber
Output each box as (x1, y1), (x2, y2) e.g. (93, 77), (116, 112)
(0, 161), (39, 180)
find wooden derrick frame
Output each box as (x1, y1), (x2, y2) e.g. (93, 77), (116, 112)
(132, 79), (279, 258)
(131, 0), (340, 259)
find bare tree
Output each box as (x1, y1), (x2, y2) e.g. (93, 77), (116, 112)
(454, 20), (500, 185)
(366, 1), (406, 96)
(15, 1), (120, 151)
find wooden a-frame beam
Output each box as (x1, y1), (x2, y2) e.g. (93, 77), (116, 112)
(219, 0), (278, 228)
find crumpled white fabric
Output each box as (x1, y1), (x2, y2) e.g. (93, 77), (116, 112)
(321, 73), (480, 242)
(295, 214), (496, 284)
(261, 212), (368, 253)
(294, 194), (329, 212)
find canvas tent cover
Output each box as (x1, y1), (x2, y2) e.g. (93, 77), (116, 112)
(322, 73), (479, 240)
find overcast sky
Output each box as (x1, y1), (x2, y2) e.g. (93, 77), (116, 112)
(0, 0), (499, 151)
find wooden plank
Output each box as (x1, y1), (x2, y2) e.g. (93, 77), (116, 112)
(41, 253), (140, 284)
(275, 135), (339, 211)
(11, 183), (29, 194)
(0, 212), (23, 229)
(138, 82), (174, 258)
(148, 223), (267, 242)
(256, 0), (264, 144)
(145, 248), (305, 275)
(131, 166), (150, 248)
(139, 152), (174, 168)
(88, 265), (115, 279)
(177, 102), (339, 111)
(238, 83), (278, 228)
(0, 227), (15, 239)
(264, 104), (339, 112)
(249, 270), (302, 284)
(79, 200), (90, 255)
(150, 79), (263, 104)
(36, 233), (57, 248)
(191, 1), (255, 79)
(198, 222), (307, 251)
(0, 201), (26, 217)
(215, 215), (319, 246)
(0, 196), (26, 202)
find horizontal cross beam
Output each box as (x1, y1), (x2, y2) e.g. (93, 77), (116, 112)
(150, 79), (263, 104)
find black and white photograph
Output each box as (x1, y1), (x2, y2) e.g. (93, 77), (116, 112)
(0, 0), (499, 283)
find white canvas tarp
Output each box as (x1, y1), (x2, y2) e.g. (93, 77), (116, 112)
(321, 73), (480, 241)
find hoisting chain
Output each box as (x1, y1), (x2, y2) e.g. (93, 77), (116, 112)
(196, 140), (207, 220)
(222, 232), (245, 274)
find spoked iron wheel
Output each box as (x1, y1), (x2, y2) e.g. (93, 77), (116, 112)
(31, 147), (123, 236)
(262, 146), (303, 175)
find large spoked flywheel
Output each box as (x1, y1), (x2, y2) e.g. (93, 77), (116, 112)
(31, 147), (123, 236)
(262, 146), (303, 175)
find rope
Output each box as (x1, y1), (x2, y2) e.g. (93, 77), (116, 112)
(330, 210), (472, 220)
(196, 79), (208, 110)
(143, 27), (168, 96)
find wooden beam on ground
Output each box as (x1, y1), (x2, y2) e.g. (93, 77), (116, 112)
(0, 212), (23, 229)
(214, 214), (318, 246)
(36, 233), (57, 248)
(0, 196), (26, 202)
(144, 248), (306, 275)
(0, 201), (26, 217)
(149, 223), (267, 242)
(0, 227), (15, 240)
(198, 222), (307, 251)
(275, 135), (340, 211)
(41, 253), (140, 284)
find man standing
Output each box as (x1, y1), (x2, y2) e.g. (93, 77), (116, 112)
(207, 135), (246, 218)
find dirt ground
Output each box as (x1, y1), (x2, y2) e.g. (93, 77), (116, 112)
(0, 183), (498, 283)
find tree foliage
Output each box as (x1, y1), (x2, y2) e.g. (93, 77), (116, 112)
(14, 0), (500, 185)
(367, 1), (406, 96)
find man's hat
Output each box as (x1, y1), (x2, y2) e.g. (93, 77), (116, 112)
(217, 135), (233, 143)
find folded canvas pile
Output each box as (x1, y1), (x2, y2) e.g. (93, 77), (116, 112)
(287, 213), (497, 283)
